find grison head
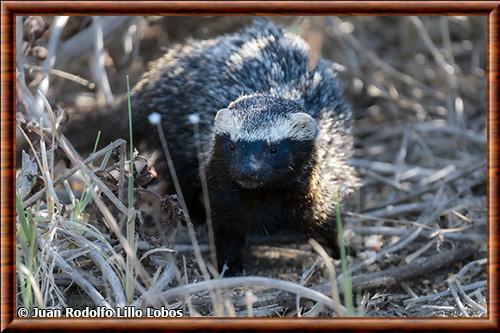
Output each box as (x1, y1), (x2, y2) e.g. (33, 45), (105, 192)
(213, 94), (318, 190)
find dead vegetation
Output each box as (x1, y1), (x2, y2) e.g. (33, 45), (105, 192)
(15, 16), (487, 317)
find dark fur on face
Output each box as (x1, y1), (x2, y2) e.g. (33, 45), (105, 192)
(213, 134), (315, 190)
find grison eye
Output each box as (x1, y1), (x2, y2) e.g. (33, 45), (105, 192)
(269, 145), (278, 154)
(228, 142), (236, 151)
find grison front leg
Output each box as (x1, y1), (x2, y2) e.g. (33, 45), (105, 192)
(304, 216), (341, 259)
(213, 218), (248, 275)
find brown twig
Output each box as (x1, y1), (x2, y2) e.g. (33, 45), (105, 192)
(315, 243), (475, 294)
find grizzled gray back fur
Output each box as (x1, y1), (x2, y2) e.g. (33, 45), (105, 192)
(127, 18), (358, 197)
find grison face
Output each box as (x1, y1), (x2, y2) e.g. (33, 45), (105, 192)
(212, 94), (318, 190)
(219, 136), (315, 190)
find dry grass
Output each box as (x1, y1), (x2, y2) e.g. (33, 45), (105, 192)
(15, 16), (486, 317)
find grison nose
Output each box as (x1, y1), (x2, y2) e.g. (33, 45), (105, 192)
(238, 158), (262, 179)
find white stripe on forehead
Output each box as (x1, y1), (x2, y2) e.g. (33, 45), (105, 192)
(214, 109), (318, 142)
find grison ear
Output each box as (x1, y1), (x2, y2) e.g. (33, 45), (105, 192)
(214, 108), (232, 122)
(214, 108), (235, 134)
(289, 112), (319, 140)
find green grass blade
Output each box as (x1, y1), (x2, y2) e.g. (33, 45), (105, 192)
(335, 193), (354, 315)
(125, 75), (136, 304)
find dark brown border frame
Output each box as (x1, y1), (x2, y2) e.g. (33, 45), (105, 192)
(1, 1), (498, 331)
